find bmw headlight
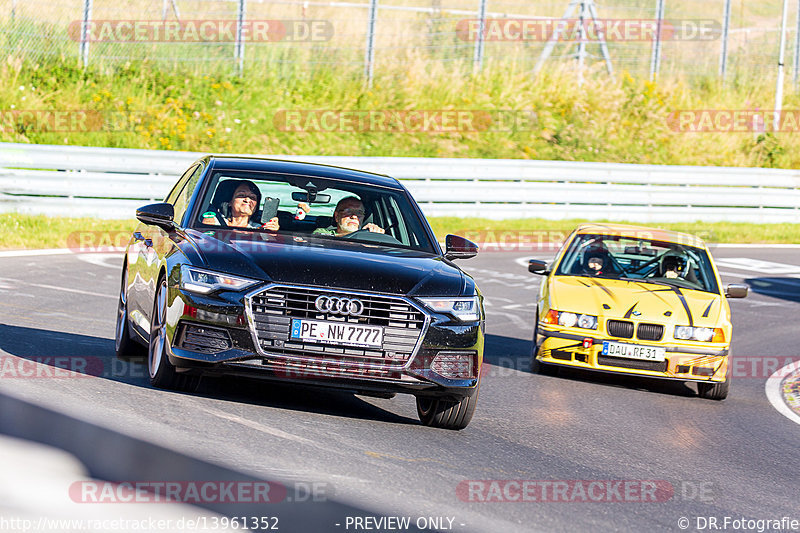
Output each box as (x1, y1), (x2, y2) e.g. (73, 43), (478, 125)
(418, 296), (481, 322)
(544, 309), (597, 330)
(180, 266), (259, 294)
(674, 325), (724, 342)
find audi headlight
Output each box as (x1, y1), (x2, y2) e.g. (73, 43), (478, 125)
(418, 296), (481, 322)
(180, 266), (259, 294)
(674, 325), (725, 342)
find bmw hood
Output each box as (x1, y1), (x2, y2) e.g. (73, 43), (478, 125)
(548, 276), (724, 327)
(185, 229), (469, 296)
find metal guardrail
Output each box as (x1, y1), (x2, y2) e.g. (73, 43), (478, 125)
(1, 142), (800, 222)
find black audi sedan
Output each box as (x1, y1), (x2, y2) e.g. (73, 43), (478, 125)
(115, 156), (484, 429)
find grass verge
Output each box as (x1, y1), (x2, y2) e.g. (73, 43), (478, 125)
(0, 214), (136, 250)
(0, 214), (796, 251)
(3, 56), (800, 168)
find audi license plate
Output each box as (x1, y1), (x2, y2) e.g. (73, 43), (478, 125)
(602, 341), (666, 362)
(291, 319), (383, 348)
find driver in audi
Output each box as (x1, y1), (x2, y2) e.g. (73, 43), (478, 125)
(313, 197), (384, 237)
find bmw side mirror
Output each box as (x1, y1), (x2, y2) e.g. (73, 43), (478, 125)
(136, 202), (175, 230)
(445, 234), (478, 260)
(528, 259), (550, 275)
(725, 283), (748, 298)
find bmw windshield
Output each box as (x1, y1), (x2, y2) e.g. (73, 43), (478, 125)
(555, 233), (720, 294)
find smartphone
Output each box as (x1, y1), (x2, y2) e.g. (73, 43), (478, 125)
(260, 197), (280, 224)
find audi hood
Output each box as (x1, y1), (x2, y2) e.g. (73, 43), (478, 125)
(182, 229), (472, 297)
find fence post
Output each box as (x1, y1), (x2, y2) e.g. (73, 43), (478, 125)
(235, 0), (247, 76)
(720, 0), (731, 79)
(473, 0), (487, 71)
(775, 0), (789, 130)
(649, 0), (664, 81)
(364, 0), (378, 86)
(794, 0), (800, 87)
(79, 0), (93, 68)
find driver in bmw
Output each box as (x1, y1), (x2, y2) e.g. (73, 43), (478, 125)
(313, 197), (384, 237)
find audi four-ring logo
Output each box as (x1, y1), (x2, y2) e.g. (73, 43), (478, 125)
(314, 295), (365, 316)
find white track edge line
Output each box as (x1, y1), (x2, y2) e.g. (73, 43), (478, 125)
(765, 359), (800, 427)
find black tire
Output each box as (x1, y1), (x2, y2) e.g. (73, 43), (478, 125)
(530, 356), (559, 377)
(416, 382), (479, 430)
(698, 376), (730, 400)
(115, 265), (145, 361)
(148, 276), (200, 392)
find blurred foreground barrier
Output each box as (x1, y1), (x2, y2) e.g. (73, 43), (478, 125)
(1, 142), (799, 222)
(0, 387), (415, 530)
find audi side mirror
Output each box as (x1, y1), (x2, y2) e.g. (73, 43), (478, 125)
(445, 234), (479, 260)
(136, 202), (175, 231)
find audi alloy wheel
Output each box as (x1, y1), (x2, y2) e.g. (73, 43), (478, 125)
(148, 276), (199, 392)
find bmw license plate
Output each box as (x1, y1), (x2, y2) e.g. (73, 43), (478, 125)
(291, 319), (383, 348)
(602, 341), (666, 362)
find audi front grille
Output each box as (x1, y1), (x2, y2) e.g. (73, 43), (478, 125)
(246, 285), (427, 372)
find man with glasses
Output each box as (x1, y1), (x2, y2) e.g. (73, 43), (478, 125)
(313, 196), (384, 237)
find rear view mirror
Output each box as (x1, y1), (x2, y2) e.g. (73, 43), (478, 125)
(528, 259), (549, 275)
(292, 191), (332, 204)
(445, 234), (478, 260)
(725, 284), (748, 298)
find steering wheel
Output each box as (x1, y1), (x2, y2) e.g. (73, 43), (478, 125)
(342, 228), (402, 245)
(342, 228), (372, 239)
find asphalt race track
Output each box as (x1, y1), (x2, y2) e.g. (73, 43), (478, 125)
(0, 246), (798, 532)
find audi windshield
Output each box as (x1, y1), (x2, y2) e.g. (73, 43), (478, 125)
(191, 171), (437, 253)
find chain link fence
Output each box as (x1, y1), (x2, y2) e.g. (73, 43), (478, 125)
(0, 0), (797, 84)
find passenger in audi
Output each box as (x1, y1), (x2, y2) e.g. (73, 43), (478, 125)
(313, 197), (384, 236)
(202, 180), (280, 230)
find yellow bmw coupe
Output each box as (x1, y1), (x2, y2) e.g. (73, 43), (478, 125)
(527, 224), (748, 400)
